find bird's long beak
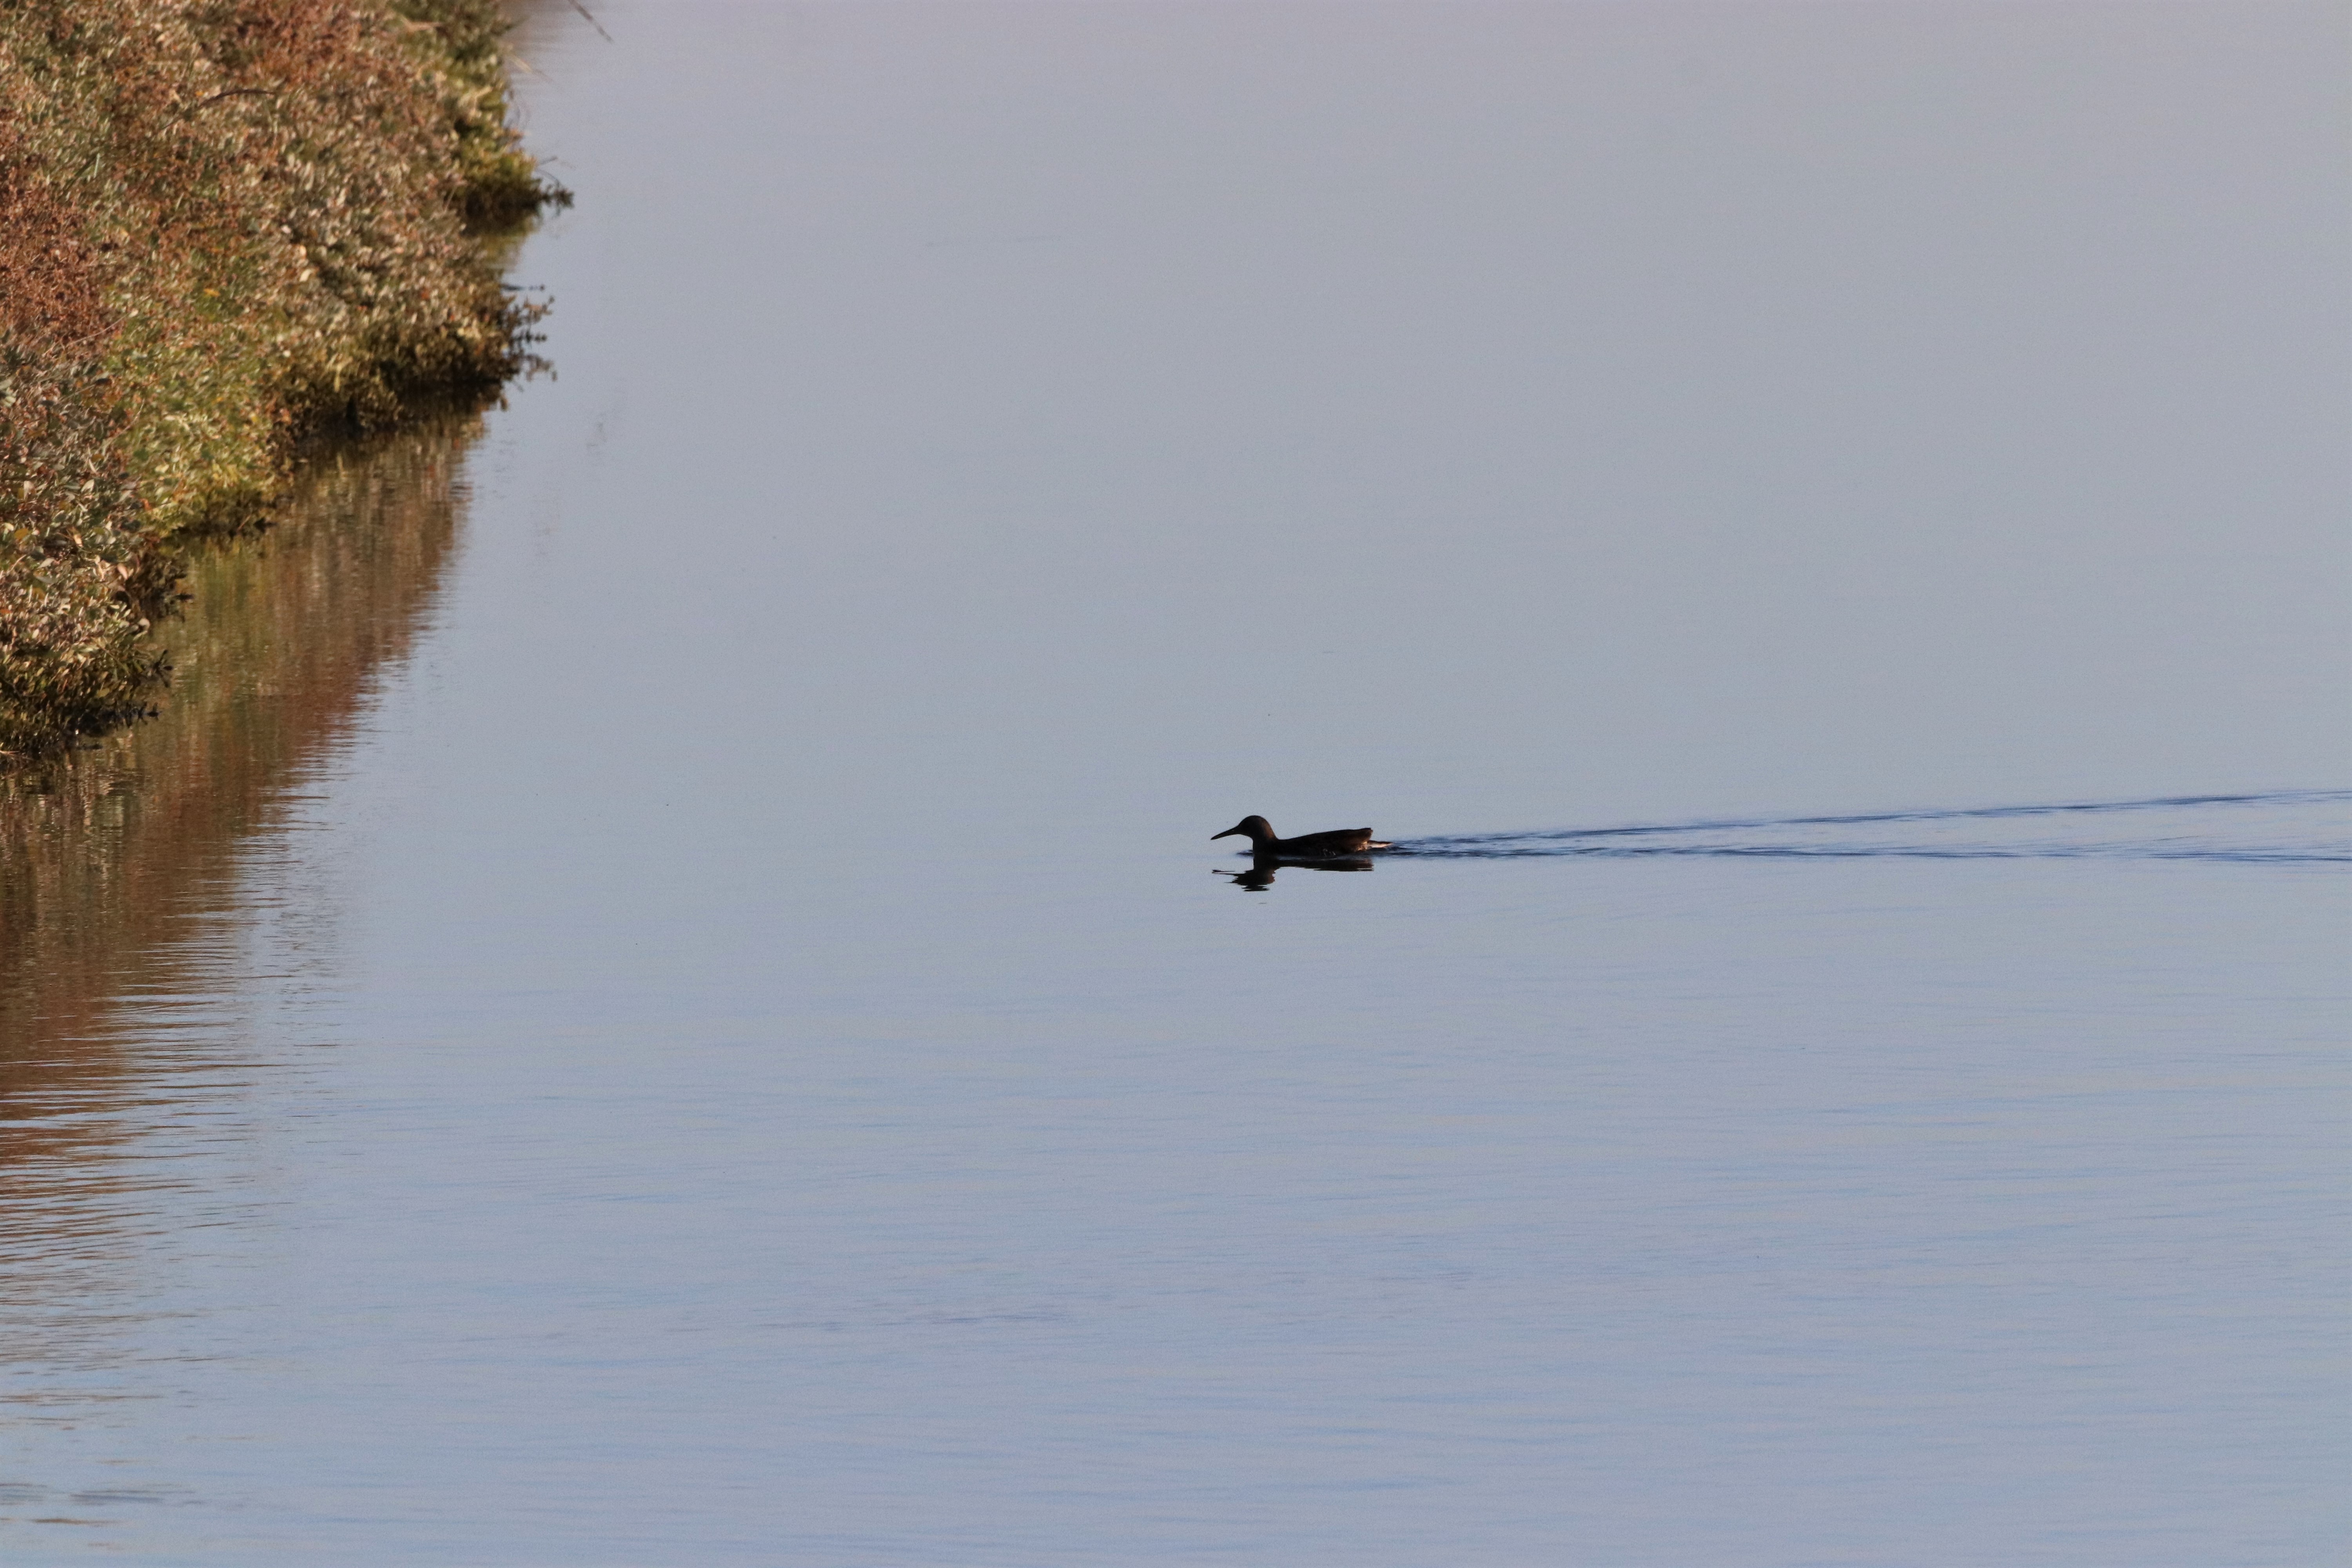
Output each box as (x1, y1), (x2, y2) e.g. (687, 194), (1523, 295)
(1211, 824), (1244, 841)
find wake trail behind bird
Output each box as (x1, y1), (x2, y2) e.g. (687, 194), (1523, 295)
(1385, 789), (2352, 866)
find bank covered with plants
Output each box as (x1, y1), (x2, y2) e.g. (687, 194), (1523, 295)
(0, 0), (560, 767)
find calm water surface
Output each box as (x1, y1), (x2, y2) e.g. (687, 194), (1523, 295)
(3, 3), (2347, 1562)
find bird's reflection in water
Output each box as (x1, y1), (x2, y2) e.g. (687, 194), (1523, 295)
(1214, 856), (1375, 891)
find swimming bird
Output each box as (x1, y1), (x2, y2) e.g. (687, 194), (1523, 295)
(1211, 815), (1392, 857)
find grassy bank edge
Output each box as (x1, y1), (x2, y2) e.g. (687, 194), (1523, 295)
(0, 0), (567, 771)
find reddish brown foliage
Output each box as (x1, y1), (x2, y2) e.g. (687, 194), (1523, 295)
(0, 138), (112, 353)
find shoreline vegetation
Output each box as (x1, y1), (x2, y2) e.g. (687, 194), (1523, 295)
(0, 0), (563, 769)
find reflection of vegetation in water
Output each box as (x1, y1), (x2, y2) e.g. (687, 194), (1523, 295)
(0, 416), (474, 1221)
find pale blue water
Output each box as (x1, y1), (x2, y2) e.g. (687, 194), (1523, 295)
(1387, 789), (2352, 864)
(3, 2), (2347, 1563)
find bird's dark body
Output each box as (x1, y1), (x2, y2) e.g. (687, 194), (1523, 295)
(1211, 815), (1392, 858)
